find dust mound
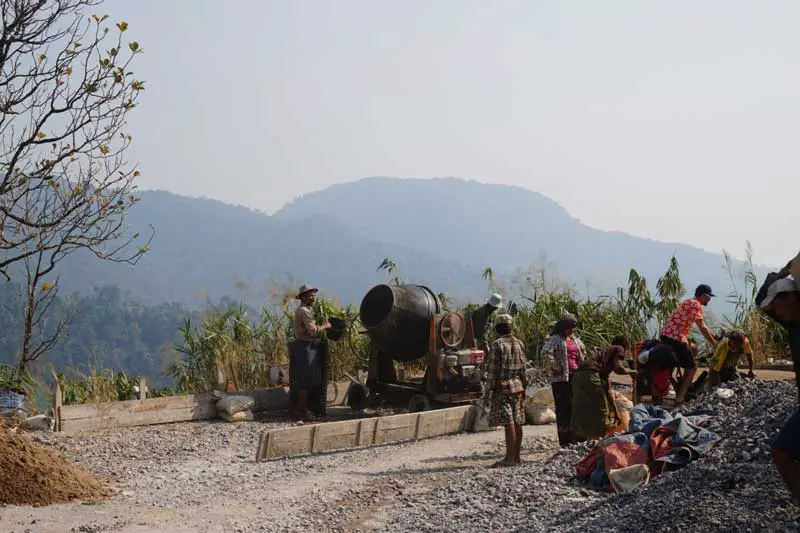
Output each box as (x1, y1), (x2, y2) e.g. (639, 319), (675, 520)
(0, 428), (109, 506)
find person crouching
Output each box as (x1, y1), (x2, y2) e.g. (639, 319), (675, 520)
(486, 313), (528, 467)
(636, 343), (678, 405)
(571, 345), (637, 442)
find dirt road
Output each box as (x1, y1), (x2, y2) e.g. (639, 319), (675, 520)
(0, 419), (557, 533)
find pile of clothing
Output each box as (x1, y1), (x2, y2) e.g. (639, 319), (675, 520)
(576, 403), (720, 492)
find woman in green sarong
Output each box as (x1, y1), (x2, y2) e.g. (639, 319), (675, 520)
(571, 344), (637, 441)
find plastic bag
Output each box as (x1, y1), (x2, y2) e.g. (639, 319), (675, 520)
(524, 398), (556, 425)
(716, 388), (735, 400)
(612, 391), (633, 412)
(472, 399), (499, 432)
(219, 408), (254, 422)
(216, 395), (255, 416)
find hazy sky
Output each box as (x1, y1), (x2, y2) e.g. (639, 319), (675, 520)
(104, 0), (799, 267)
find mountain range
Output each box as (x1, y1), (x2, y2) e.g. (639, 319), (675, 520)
(48, 177), (764, 315)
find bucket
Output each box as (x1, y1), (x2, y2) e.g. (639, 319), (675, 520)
(326, 317), (347, 341)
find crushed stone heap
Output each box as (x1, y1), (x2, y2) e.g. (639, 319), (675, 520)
(0, 428), (109, 507)
(378, 379), (800, 533)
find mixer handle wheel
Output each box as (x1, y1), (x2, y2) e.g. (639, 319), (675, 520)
(439, 312), (466, 348)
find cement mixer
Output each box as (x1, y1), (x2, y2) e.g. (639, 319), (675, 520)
(346, 284), (486, 412)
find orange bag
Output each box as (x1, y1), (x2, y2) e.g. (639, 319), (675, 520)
(602, 441), (649, 472)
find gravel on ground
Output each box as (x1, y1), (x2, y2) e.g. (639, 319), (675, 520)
(1, 378), (799, 532)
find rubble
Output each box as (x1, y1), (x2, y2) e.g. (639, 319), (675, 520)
(379, 379), (800, 533)
(526, 367), (551, 389)
(8, 379), (799, 532)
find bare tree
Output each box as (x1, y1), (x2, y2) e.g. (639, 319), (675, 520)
(1, 1), (154, 369)
(15, 249), (73, 369)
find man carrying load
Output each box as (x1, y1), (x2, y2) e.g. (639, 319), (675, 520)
(289, 284), (331, 421)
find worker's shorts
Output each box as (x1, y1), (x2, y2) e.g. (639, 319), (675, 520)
(659, 336), (695, 370)
(773, 409), (800, 459)
(489, 391), (525, 427)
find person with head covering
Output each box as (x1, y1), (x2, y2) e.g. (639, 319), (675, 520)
(636, 343), (679, 405)
(708, 329), (755, 386)
(485, 313), (528, 467)
(571, 344), (637, 441)
(471, 293), (503, 355)
(756, 253), (800, 504)
(289, 284), (331, 420)
(540, 312), (585, 447)
(659, 284), (719, 403)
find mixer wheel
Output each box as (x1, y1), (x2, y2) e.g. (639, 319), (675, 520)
(346, 383), (368, 412)
(408, 393), (431, 413)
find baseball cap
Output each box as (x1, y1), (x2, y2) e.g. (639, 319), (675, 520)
(694, 284), (715, 298)
(759, 277), (800, 309)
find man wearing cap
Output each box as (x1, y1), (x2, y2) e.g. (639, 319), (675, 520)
(486, 313), (528, 467)
(756, 254), (800, 504)
(659, 284), (719, 403)
(471, 293), (503, 354)
(289, 284), (331, 420)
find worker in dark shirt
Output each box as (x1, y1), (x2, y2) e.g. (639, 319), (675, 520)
(471, 293), (503, 354)
(756, 255), (800, 504)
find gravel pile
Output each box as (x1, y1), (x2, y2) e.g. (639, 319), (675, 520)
(34, 407), (396, 511)
(379, 379), (800, 533)
(526, 367), (551, 389)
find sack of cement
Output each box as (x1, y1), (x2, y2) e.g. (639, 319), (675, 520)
(23, 414), (53, 431)
(219, 408), (254, 423)
(216, 395), (255, 416)
(525, 386), (555, 408)
(524, 398), (556, 425)
(608, 464), (650, 493)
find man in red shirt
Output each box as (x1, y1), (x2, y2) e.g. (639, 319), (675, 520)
(660, 284), (719, 403)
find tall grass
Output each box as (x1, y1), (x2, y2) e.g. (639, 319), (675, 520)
(165, 292), (371, 394)
(721, 243), (788, 363)
(54, 249), (791, 404)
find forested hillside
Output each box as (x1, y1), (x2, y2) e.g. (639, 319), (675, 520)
(0, 283), (199, 387)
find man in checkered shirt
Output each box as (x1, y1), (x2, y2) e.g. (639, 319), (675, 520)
(486, 313), (528, 467)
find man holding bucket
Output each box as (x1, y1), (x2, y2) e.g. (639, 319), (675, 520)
(290, 284), (331, 420)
